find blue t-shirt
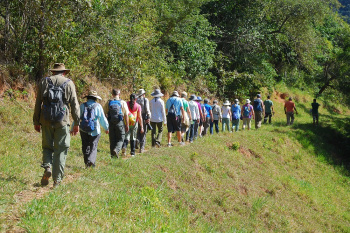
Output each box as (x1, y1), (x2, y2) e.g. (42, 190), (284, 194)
(166, 97), (184, 116)
(204, 104), (212, 118)
(231, 104), (241, 120)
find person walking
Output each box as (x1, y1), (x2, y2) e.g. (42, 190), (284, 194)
(180, 91), (192, 142)
(212, 100), (222, 133)
(284, 97), (298, 125)
(165, 91), (185, 146)
(187, 94), (200, 143)
(263, 95), (274, 124)
(104, 89), (129, 158)
(231, 99), (241, 132)
(136, 89), (151, 153)
(253, 94), (264, 129)
(122, 94), (144, 156)
(221, 100), (231, 132)
(78, 90), (109, 167)
(194, 96), (204, 139)
(149, 89), (166, 147)
(311, 99), (320, 126)
(33, 63), (80, 187)
(241, 99), (254, 130)
(202, 99), (213, 136)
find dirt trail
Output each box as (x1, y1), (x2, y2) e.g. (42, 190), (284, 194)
(3, 173), (82, 232)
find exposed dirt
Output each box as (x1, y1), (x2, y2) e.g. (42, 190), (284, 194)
(3, 173), (82, 232)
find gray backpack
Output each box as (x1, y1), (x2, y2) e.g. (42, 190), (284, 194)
(42, 77), (70, 122)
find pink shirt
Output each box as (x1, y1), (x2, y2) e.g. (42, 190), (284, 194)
(127, 101), (142, 123)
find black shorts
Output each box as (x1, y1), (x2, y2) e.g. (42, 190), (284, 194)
(167, 115), (181, 133)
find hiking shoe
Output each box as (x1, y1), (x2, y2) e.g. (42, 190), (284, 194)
(41, 167), (52, 186)
(179, 142), (185, 146)
(189, 141), (193, 143)
(135, 141), (139, 150)
(155, 142), (161, 148)
(167, 143), (173, 147)
(111, 150), (119, 159)
(121, 148), (126, 156)
(139, 149), (144, 153)
(53, 181), (61, 188)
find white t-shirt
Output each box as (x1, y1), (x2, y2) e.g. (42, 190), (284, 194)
(222, 106), (231, 118)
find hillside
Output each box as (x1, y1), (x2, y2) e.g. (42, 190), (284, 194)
(0, 87), (349, 232)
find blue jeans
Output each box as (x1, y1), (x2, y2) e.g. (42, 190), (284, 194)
(186, 123), (195, 142)
(232, 119), (240, 132)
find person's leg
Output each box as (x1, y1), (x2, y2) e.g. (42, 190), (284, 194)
(176, 117), (182, 143)
(156, 122), (163, 145)
(189, 123), (195, 142)
(130, 124), (138, 155)
(202, 118), (208, 136)
(139, 120), (147, 151)
(115, 121), (125, 156)
(194, 120), (198, 139)
(242, 118), (246, 130)
(316, 114), (319, 125)
(41, 126), (54, 169)
(167, 116), (173, 145)
(247, 118), (251, 130)
(80, 130), (90, 165)
(236, 119), (240, 132)
(286, 112), (290, 125)
(86, 134), (101, 166)
(210, 119), (214, 134)
(151, 121), (157, 147)
(52, 125), (71, 184)
(214, 120), (219, 133)
(290, 112), (295, 125)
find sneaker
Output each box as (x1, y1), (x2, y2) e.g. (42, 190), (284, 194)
(179, 142), (185, 146)
(155, 142), (161, 148)
(189, 141), (193, 143)
(121, 148), (126, 156)
(167, 143), (173, 147)
(139, 149), (144, 153)
(41, 167), (52, 186)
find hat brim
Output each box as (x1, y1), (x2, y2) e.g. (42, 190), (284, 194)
(85, 95), (102, 100)
(223, 103), (231, 106)
(151, 93), (164, 97)
(50, 69), (70, 74)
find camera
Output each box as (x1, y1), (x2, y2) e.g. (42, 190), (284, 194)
(144, 114), (153, 130)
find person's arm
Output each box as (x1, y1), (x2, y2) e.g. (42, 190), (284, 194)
(68, 82), (80, 136)
(251, 106), (255, 120)
(294, 105), (298, 114)
(122, 102), (129, 132)
(145, 98), (151, 123)
(187, 106), (192, 121)
(33, 79), (43, 132)
(180, 106), (185, 123)
(195, 104), (200, 123)
(97, 104), (109, 134)
(161, 100), (167, 125)
(137, 107), (144, 133)
(210, 109), (213, 122)
(284, 104), (287, 114)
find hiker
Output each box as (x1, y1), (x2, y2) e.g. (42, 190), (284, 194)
(311, 99), (320, 126)
(180, 91), (192, 142)
(136, 89), (151, 153)
(253, 94), (264, 129)
(263, 95), (274, 124)
(122, 94), (144, 156)
(165, 91), (185, 146)
(212, 100), (222, 133)
(194, 96), (204, 139)
(187, 94), (200, 143)
(231, 99), (241, 132)
(221, 100), (231, 132)
(78, 90), (109, 167)
(149, 89), (166, 147)
(33, 63), (80, 187)
(241, 99), (254, 130)
(202, 99), (213, 136)
(284, 97), (298, 125)
(104, 89), (129, 158)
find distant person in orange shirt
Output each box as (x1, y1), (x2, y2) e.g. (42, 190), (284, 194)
(284, 97), (298, 125)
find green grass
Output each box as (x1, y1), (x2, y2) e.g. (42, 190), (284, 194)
(1, 91), (350, 232)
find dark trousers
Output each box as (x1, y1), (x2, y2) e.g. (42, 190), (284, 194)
(151, 122), (163, 146)
(109, 121), (125, 156)
(213, 120), (219, 133)
(80, 131), (101, 166)
(194, 120), (200, 139)
(137, 120), (148, 150)
(264, 112), (272, 124)
(186, 123), (195, 142)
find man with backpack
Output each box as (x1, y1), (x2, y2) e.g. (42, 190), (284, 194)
(104, 89), (129, 158)
(78, 90), (109, 167)
(136, 89), (151, 153)
(241, 99), (254, 130)
(194, 96), (204, 139)
(33, 63), (80, 187)
(253, 94), (265, 129)
(231, 99), (241, 132)
(311, 99), (320, 126)
(165, 91), (185, 147)
(263, 95), (274, 124)
(211, 100), (222, 134)
(202, 99), (213, 136)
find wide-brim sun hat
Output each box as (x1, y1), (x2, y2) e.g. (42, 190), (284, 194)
(85, 90), (102, 100)
(223, 100), (231, 106)
(172, 91), (180, 97)
(137, 89), (146, 97)
(151, 89), (164, 97)
(246, 99), (251, 104)
(189, 94), (197, 101)
(49, 63), (70, 74)
(181, 91), (187, 98)
(196, 96), (203, 101)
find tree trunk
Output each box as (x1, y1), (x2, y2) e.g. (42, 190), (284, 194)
(317, 76), (336, 96)
(4, 0), (10, 62)
(37, 0), (46, 81)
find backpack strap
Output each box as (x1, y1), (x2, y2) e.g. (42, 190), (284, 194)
(46, 77), (53, 85)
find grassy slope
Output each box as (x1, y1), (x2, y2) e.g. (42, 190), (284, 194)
(0, 89), (350, 232)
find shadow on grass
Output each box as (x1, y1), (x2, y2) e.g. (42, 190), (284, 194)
(289, 115), (350, 176)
